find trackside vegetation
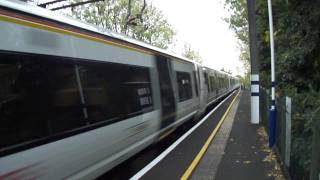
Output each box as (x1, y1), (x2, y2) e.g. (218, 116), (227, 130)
(69, 0), (176, 49)
(224, 0), (320, 179)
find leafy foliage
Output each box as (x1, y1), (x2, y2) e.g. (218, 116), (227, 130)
(69, 0), (175, 49)
(287, 89), (320, 179)
(224, 0), (250, 87)
(181, 43), (202, 64)
(224, 0), (320, 179)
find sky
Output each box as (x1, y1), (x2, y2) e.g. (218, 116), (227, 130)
(33, 0), (243, 76)
(148, 0), (243, 76)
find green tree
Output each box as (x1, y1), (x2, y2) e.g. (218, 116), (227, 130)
(224, 0), (250, 75)
(182, 43), (202, 64)
(224, 0), (320, 179)
(224, 0), (248, 45)
(69, 0), (175, 49)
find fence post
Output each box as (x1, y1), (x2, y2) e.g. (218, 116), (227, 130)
(310, 114), (320, 180)
(285, 96), (291, 167)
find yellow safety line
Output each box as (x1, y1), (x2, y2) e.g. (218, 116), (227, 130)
(180, 90), (241, 180)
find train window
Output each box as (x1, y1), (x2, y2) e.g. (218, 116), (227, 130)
(204, 71), (210, 92)
(209, 76), (215, 92)
(208, 76), (211, 92)
(203, 71), (207, 85)
(0, 53), (153, 151)
(213, 76), (217, 91)
(222, 77), (224, 87)
(219, 77), (223, 88)
(176, 71), (193, 102)
(224, 77), (228, 87)
(0, 53), (85, 149)
(79, 62), (153, 123)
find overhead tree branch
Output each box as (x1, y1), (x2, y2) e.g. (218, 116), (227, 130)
(38, 0), (67, 8)
(125, 0), (147, 32)
(138, 0), (146, 23)
(124, 0), (132, 32)
(50, 0), (104, 11)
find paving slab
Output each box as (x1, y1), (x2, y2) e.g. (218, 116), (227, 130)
(214, 90), (284, 180)
(138, 91), (238, 180)
(191, 89), (240, 180)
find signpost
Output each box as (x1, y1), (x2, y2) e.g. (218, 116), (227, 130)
(246, 0), (260, 124)
(267, 0), (276, 147)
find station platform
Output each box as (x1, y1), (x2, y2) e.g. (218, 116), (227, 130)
(130, 90), (285, 180)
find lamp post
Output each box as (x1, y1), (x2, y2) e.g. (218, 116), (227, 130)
(267, 0), (276, 147)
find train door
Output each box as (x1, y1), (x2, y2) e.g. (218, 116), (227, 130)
(156, 56), (176, 129)
(215, 72), (219, 97)
(171, 59), (198, 125)
(199, 67), (208, 113)
(193, 64), (201, 108)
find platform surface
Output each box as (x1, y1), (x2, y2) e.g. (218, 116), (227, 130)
(213, 91), (284, 180)
(132, 90), (284, 180)
(138, 91), (238, 180)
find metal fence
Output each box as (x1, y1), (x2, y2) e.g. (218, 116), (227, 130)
(260, 88), (320, 180)
(310, 116), (320, 180)
(260, 88), (269, 129)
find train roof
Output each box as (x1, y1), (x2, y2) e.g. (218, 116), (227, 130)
(0, 0), (235, 78)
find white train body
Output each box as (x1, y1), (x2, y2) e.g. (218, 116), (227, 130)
(0, 1), (239, 179)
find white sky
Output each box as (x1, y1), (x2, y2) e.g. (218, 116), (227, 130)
(148, 0), (243, 76)
(34, 0), (243, 75)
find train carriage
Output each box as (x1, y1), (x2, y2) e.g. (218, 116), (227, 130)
(0, 0), (239, 179)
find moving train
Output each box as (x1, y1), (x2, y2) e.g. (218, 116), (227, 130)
(0, 0), (239, 179)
